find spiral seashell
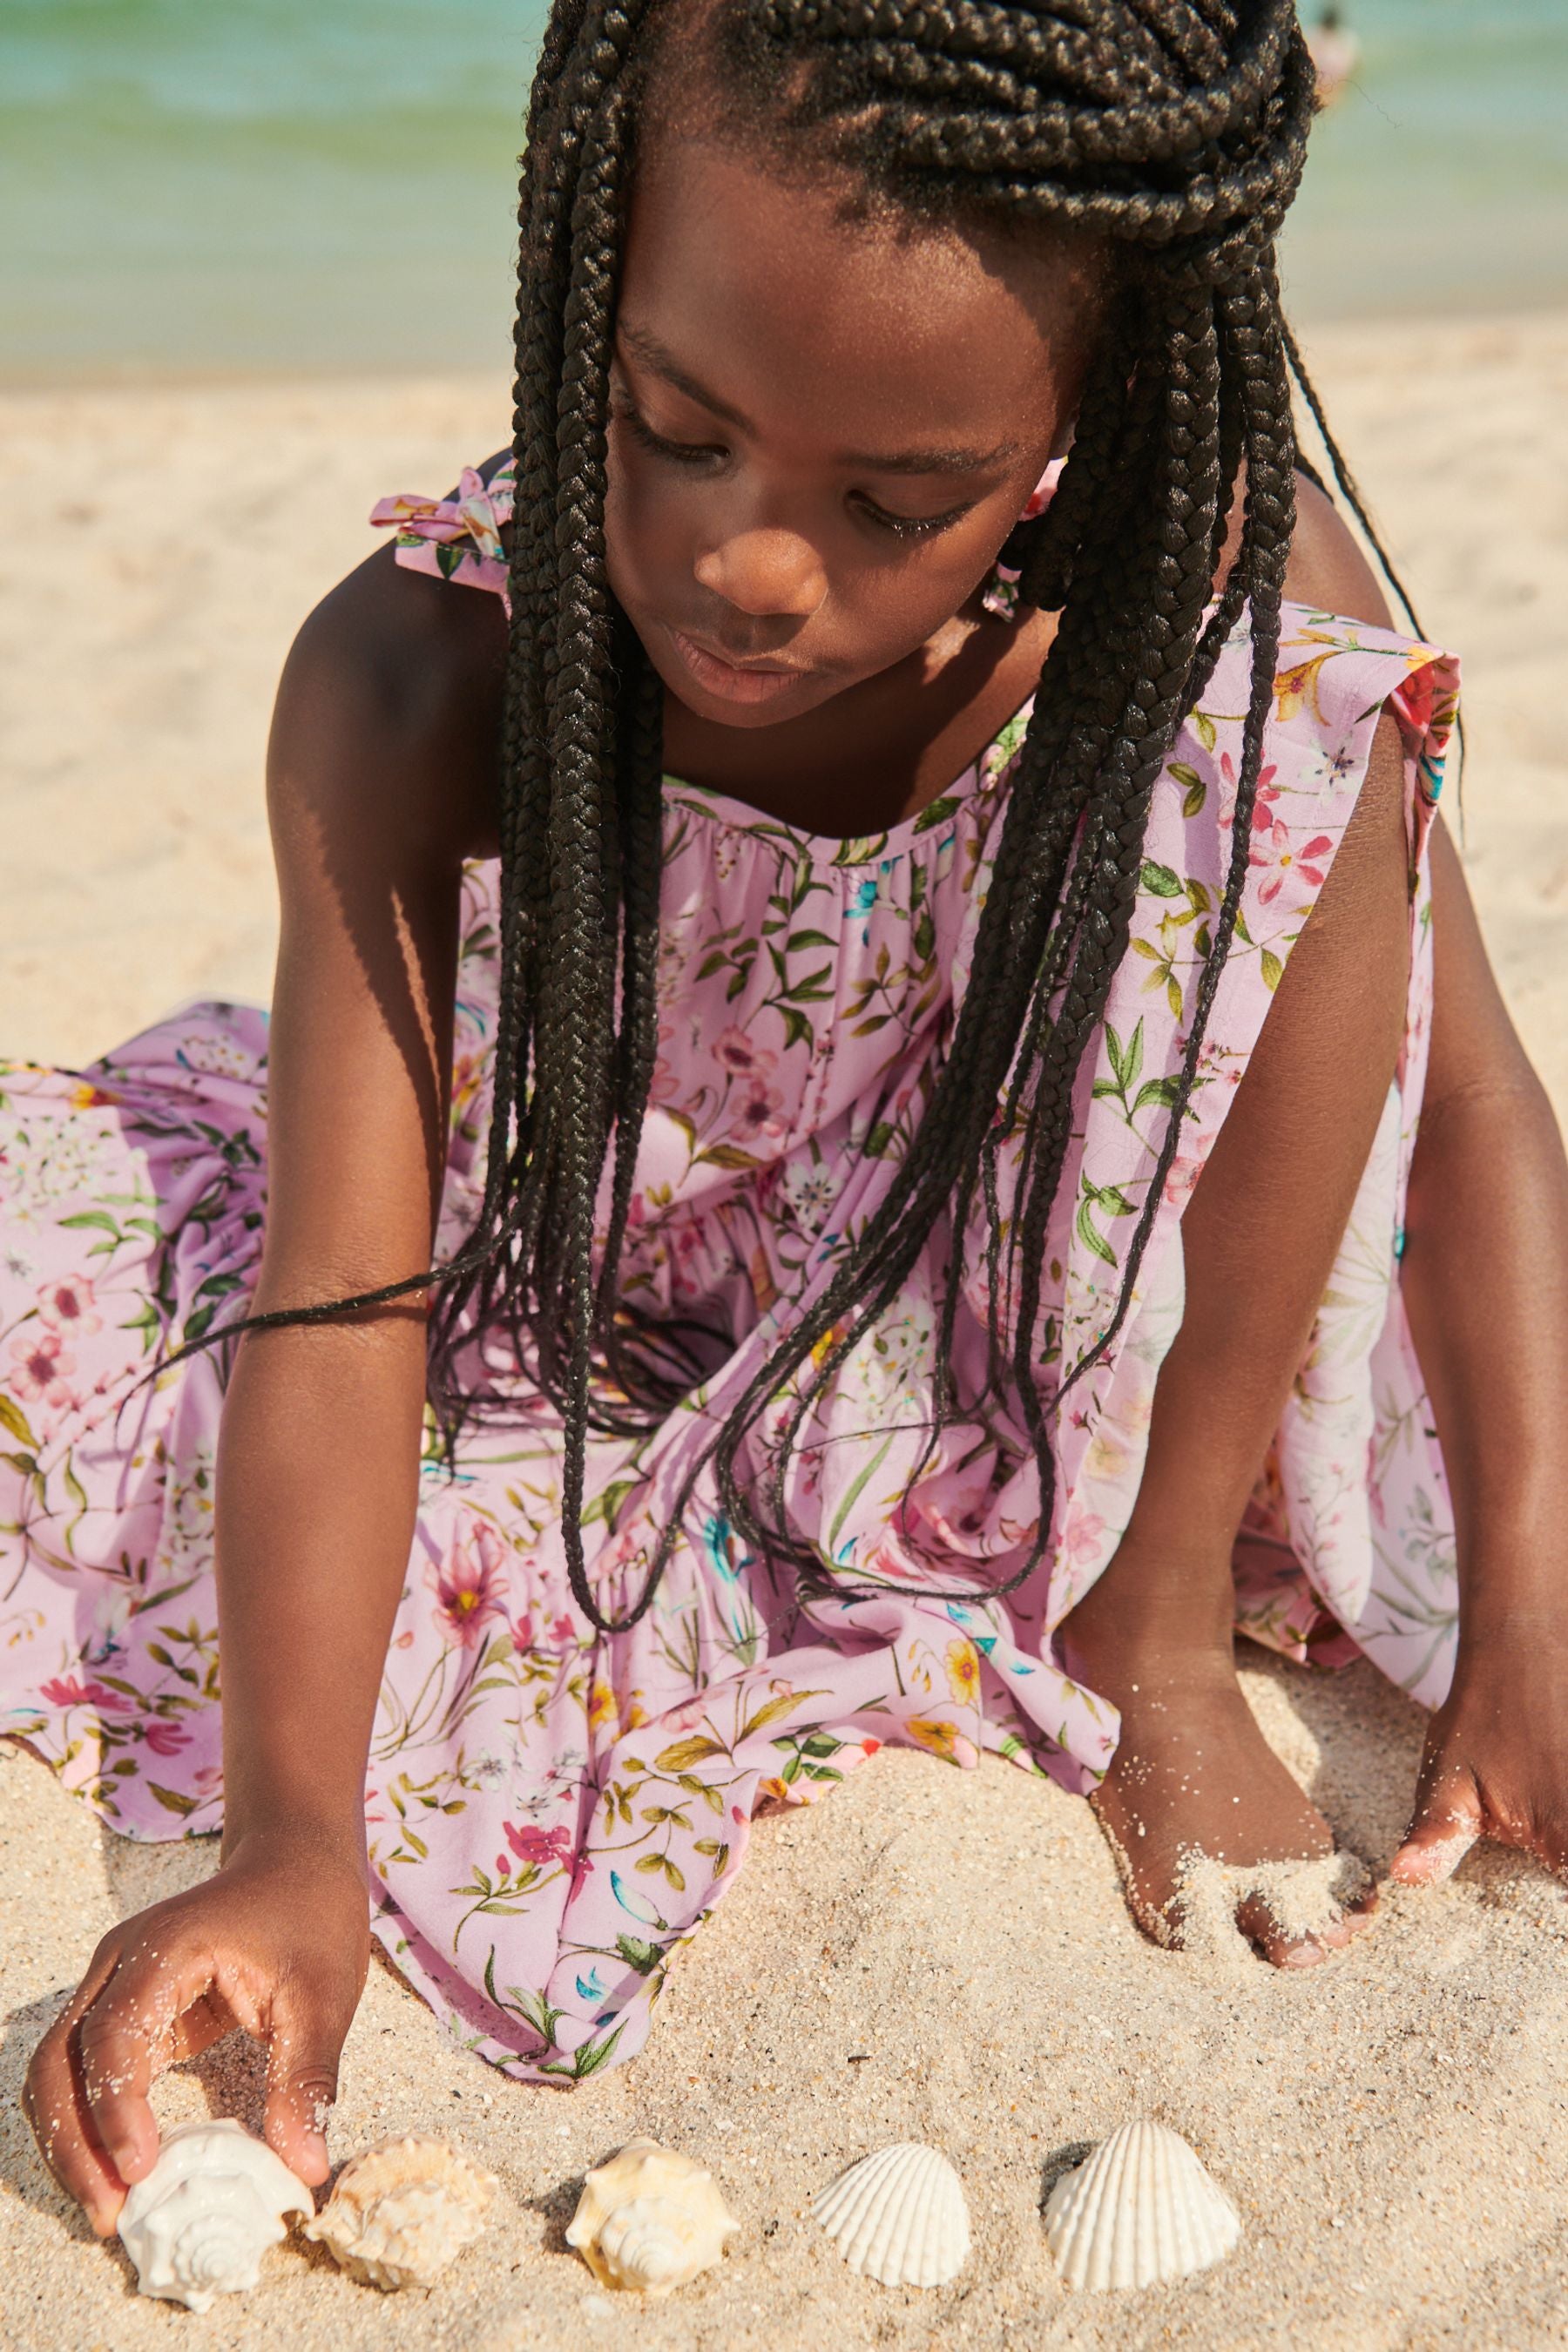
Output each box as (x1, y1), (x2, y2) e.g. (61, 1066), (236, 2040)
(303, 2134), (497, 2291)
(117, 2118), (314, 2315)
(1044, 2119), (1241, 2291)
(813, 2143), (970, 2288)
(566, 2139), (740, 2296)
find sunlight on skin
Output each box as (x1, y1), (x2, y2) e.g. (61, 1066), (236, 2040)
(24, 1843), (363, 2234)
(607, 141), (1104, 826)
(17, 49), (1568, 2241)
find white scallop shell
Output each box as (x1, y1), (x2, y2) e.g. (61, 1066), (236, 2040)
(118, 2118), (313, 2315)
(1044, 2119), (1241, 2291)
(566, 2139), (740, 2296)
(813, 2143), (970, 2288)
(303, 2134), (497, 2291)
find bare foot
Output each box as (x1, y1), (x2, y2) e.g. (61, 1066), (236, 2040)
(1065, 1639), (1376, 1968)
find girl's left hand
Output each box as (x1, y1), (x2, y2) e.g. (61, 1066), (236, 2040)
(1391, 1632), (1568, 1887)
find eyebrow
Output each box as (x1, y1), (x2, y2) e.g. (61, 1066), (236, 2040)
(618, 324), (751, 430)
(838, 440), (1022, 478)
(616, 323), (1019, 479)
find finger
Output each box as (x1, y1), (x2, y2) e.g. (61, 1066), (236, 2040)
(21, 1936), (137, 2234)
(1391, 1765), (1484, 1886)
(76, 1940), (218, 2190)
(167, 1989), (240, 2065)
(22, 1994), (129, 2236)
(262, 1984), (351, 2186)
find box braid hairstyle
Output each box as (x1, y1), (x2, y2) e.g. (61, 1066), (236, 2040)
(137, 0), (1423, 1639)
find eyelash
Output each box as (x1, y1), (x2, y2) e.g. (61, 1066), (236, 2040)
(613, 402), (970, 543)
(618, 405), (723, 470)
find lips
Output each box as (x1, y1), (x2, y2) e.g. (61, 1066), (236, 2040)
(681, 626), (800, 674)
(667, 625), (812, 707)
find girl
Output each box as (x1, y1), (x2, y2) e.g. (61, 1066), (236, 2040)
(10, 0), (1567, 2242)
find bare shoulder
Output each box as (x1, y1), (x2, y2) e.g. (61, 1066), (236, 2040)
(1282, 470), (1396, 632)
(273, 537), (508, 867)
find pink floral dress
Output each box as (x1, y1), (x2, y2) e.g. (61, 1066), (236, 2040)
(0, 457), (1460, 2082)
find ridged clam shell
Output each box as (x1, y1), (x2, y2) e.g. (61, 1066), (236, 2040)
(118, 2118), (313, 2314)
(1044, 2120), (1240, 2291)
(813, 2143), (970, 2288)
(566, 2139), (740, 2296)
(303, 2134), (497, 2291)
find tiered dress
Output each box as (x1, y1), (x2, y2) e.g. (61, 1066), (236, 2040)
(0, 459), (1460, 2081)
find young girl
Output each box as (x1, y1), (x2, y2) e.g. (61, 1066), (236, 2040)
(10, 0), (1566, 2241)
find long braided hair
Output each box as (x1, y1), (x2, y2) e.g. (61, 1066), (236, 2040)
(139, 0), (1408, 1639)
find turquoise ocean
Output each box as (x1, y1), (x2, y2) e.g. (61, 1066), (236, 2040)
(3, 0), (1565, 380)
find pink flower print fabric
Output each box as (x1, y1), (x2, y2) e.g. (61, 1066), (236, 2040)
(0, 459), (1459, 2085)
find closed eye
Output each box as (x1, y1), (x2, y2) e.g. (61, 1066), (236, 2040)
(615, 401), (726, 468)
(615, 394), (972, 539)
(855, 494), (973, 542)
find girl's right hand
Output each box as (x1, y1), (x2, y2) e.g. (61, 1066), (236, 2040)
(20, 1828), (370, 2237)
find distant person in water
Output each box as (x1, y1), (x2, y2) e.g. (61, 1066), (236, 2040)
(1308, 6), (1362, 106)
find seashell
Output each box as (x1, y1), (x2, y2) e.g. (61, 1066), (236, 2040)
(303, 2134), (497, 2291)
(118, 2117), (313, 2315)
(1044, 2119), (1241, 2291)
(813, 2142), (970, 2288)
(566, 2139), (740, 2296)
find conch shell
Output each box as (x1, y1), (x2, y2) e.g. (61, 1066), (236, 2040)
(566, 2138), (740, 2296)
(117, 2118), (313, 2314)
(303, 2134), (497, 2290)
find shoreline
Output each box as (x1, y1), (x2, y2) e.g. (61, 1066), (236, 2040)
(2, 298), (1564, 397)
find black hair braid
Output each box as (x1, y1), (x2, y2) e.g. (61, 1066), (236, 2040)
(1049, 247), (1299, 1405)
(975, 305), (1204, 1363)
(417, 0), (638, 1422)
(594, 632), (668, 1357)
(1004, 285), (1227, 1396)
(129, 0), (1419, 1643)
(667, 0), (1317, 1613)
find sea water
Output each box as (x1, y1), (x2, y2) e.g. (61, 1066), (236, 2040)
(1, 0), (1564, 380)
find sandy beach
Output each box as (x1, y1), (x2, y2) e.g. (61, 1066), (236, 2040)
(2, 308), (1567, 2350)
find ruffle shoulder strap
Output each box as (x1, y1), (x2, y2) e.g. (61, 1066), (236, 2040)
(369, 456), (519, 608)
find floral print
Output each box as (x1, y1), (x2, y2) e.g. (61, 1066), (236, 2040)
(0, 463), (1459, 2085)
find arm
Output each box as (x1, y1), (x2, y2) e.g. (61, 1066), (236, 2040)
(1275, 479), (1568, 1881)
(220, 546), (497, 1864)
(23, 545), (507, 2228)
(1392, 817), (1568, 1878)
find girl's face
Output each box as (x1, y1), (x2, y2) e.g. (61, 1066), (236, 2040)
(605, 143), (1104, 730)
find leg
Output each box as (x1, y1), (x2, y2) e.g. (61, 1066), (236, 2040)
(1060, 715), (1411, 1965)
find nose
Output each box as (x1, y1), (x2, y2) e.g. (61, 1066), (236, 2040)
(693, 528), (827, 621)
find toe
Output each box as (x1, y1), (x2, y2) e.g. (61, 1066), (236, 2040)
(1233, 1878), (1375, 1968)
(1315, 1887), (1379, 1950)
(1272, 1936), (1331, 1969)
(1234, 1892), (1330, 1968)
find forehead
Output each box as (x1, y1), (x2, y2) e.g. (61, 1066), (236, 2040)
(618, 142), (1095, 455)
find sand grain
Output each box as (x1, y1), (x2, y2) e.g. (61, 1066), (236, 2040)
(2, 313), (1566, 2349)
